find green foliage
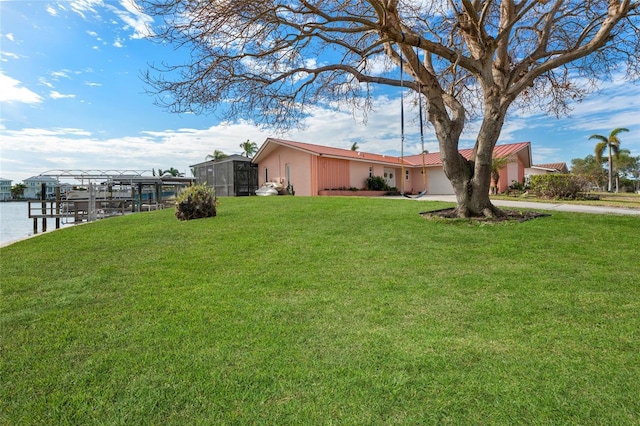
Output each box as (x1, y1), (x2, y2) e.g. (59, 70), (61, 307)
(206, 150), (228, 161)
(175, 184), (217, 220)
(365, 175), (389, 191)
(239, 139), (258, 157)
(571, 154), (607, 188)
(158, 167), (182, 177)
(10, 183), (26, 199)
(1, 197), (640, 424)
(530, 174), (590, 199)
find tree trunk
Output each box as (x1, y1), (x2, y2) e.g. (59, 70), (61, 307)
(444, 161), (504, 218)
(437, 99), (507, 219)
(608, 145), (613, 192)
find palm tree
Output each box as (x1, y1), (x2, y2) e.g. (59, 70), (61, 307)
(350, 142), (359, 151)
(239, 140), (258, 157)
(490, 156), (513, 195)
(206, 150), (229, 161)
(159, 167), (182, 177)
(590, 127), (629, 192)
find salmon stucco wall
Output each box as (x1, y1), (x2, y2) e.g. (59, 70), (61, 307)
(349, 162), (371, 189)
(497, 158), (523, 192)
(258, 146), (314, 196)
(407, 168), (428, 194)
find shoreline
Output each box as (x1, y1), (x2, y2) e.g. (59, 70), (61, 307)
(0, 222), (77, 249)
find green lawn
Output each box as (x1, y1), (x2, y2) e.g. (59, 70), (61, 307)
(1, 196), (639, 424)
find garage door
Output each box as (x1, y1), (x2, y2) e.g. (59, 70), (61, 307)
(427, 169), (454, 195)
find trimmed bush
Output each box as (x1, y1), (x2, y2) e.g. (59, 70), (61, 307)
(175, 184), (217, 220)
(530, 174), (590, 199)
(365, 176), (390, 191)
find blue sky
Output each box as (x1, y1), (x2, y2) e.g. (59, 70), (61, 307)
(1, 0), (639, 184)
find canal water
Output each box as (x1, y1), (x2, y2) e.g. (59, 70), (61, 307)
(0, 202), (72, 247)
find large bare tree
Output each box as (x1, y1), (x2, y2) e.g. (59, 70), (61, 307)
(141, 0), (639, 217)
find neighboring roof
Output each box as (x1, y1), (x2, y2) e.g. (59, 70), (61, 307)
(404, 142), (532, 167)
(24, 176), (59, 182)
(253, 138), (532, 169)
(529, 162), (569, 173)
(191, 154), (253, 167)
(252, 138), (412, 166)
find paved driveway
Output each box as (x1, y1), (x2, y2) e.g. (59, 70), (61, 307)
(399, 195), (640, 216)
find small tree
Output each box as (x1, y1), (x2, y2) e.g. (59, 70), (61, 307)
(490, 156), (513, 195)
(570, 155), (607, 190)
(10, 183), (26, 199)
(590, 128), (630, 192)
(239, 140), (258, 157)
(175, 184), (217, 221)
(206, 150), (229, 161)
(613, 149), (639, 192)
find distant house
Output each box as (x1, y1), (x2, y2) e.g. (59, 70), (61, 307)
(191, 155), (259, 196)
(0, 178), (12, 200)
(252, 138), (532, 196)
(525, 163), (569, 177)
(23, 176), (59, 199)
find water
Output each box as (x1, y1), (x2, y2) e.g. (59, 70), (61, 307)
(0, 202), (73, 247)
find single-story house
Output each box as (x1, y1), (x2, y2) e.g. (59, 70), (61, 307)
(252, 138), (532, 196)
(525, 162), (569, 177)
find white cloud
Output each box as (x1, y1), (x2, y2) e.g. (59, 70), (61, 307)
(50, 69), (72, 79)
(108, 0), (154, 39)
(50, 91), (76, 99)
(1, 51), (20, 62)
(65, 0), (102, 19)
(0, 72), (42, 104)
(4, 33), (15, 42)
(38, 77), (55, 88)
(46, 5), (58, 16)
(113, 38), (124, 48)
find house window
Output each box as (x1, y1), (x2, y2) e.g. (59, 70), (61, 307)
(405, 170), (410, 181)
(369, 166), (373, 177)
(285, 164), (291, 183)
(264, 167), (268, 182)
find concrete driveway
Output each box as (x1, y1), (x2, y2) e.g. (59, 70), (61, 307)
(400, 195), (640, 216)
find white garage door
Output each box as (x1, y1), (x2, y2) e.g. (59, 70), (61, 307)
(427, 169), (454, 195)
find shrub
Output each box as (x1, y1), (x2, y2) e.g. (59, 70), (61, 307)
(365, 176), (389, 191)
(530, 174), (590, 199)
(175, 184), (217, 221)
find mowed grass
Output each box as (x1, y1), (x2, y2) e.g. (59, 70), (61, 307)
(1, 196), (639, 424)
